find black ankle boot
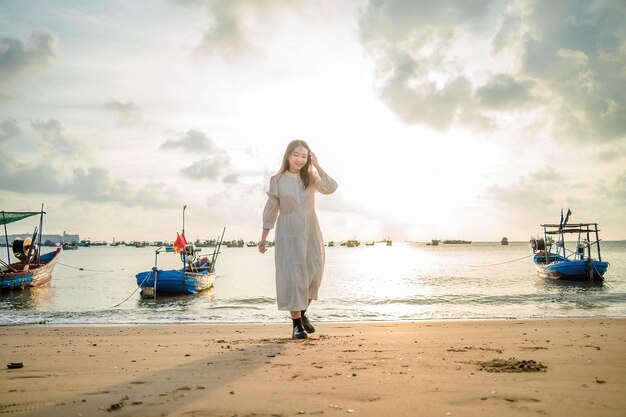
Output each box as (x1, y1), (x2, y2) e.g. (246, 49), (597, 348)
(301, 315), (315, 333)
(292, 318), (308, 339)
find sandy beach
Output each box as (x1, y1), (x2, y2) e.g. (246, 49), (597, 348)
(1, 319), (625, 417)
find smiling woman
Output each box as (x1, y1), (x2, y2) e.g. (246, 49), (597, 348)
(259, 140), (338, 339)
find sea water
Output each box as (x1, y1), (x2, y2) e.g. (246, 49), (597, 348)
(1, 241), (625, 325)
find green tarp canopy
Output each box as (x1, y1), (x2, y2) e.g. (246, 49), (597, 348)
(0, 211), (41, 226)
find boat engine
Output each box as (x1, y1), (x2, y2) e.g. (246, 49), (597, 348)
(530, 237), (545, 252)
(181, 242), (200, 263)
(12, 237), (34, 262)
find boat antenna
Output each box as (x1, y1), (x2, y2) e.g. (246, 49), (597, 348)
(182, 204), (187, 236)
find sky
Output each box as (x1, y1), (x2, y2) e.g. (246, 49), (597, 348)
(1, 0), (625, 243)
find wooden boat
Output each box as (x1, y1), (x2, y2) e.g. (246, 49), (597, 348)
(1, 208), (61, 291)
(136, 207), (225, 297)
(501, 237), (509, 245)
(530, 210), (608, 283)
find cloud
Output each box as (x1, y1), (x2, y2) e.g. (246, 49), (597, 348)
(161, 130), (216, 152)
(181, 155), (232, 180)
(475, 74), (537, 109)
(0, 118), (20, 141)
(486, 181), (554, 210)
(358, 0), (626, 143)
(513, 1), (626, 143)
(103, 100), (142, 127)
(0, 31), (59, 82)
(529, 167), (563, 182)
(161, 129), (234, 181)
(594, 144), (626, 162)
(597, 170), (626, 204)
(0, 151), (179, 208)
(485, 167), (570, 211)
(30, 118), (80, 156)
(192, 0), (303, 59)
(377, 53), (473, 130)
(358, 0), (501, 130)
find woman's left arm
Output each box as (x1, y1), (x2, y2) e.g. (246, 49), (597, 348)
(311, 152), (328, 178)
(311, 152), (338, 194)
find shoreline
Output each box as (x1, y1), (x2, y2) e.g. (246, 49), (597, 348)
(2, 318), (626, 416)
(3, 314), (626, 327)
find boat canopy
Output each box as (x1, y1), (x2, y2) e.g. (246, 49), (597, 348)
(540, 223), (600, 235)
(0, 211), (42, 225)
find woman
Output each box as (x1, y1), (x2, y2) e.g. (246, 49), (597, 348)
(259, 140), (338, 339)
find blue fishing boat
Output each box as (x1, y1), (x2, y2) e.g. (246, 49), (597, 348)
(135, 206), (225, 297)
(530, 210), (609, 283)
(1, 208), (61, 291)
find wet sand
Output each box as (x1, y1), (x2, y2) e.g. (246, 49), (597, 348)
(1, 319), (625, 416)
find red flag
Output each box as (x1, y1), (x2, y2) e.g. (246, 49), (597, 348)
(174, 232), (187, 253)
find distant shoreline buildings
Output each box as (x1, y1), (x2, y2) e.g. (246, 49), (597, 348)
(2, 231), (80, 246)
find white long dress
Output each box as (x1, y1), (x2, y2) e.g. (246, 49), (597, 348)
(262, 171), (338, 311)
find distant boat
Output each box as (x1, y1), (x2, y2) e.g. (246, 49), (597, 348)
(224, 239), (244, 248)
(346, 239), (360, 247)
(365, 241), (375, 246)
(442, 239), (471, 244)
(246, 241), (257, 247)
(327, 241), (335, 247)
(530, 211), (608, 283)
(386, 239), (392, 246)
(427, 239), (439, 246)
(1, 208), (61, 291)
(501, 237), (509, 245)
(62, 242), (78, 250)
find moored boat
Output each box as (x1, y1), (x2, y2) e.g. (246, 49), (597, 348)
(135, 206), (225, 297)
(1, 208), (61, 291)
(530, 210), (608, 283)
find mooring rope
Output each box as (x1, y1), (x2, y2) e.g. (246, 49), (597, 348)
(455, 254), (535, 268)
(57, 262), (122, 273)
(108, 270), (152, 309)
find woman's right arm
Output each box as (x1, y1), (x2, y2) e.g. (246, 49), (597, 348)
(259, 176), (279, 254)
(258, 228), (270, 254)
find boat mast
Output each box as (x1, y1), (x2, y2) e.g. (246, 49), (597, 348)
(539, 224), (550, 264)
(37, 203), (44, 263)
(595, 224), (602, 262)
(182, 205), (187, 267)
(2, 211), (9, 264)
(210, 226), (226, 273)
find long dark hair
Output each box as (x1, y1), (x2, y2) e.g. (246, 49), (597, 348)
(278, 139), (312, 189)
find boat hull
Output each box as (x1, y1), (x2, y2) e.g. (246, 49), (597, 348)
(533, 255), (608, 282)
(136, 268), (216, 296)
(0, 248), (61, 291)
